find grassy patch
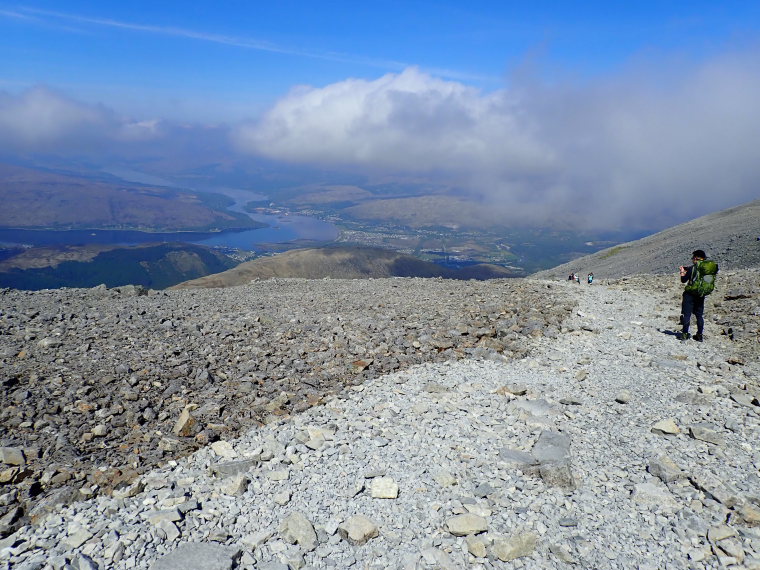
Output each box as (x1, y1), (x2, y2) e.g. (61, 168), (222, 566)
(600, 245), (630, 259)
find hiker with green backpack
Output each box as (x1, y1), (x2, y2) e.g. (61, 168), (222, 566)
(678, 249), (719, 342)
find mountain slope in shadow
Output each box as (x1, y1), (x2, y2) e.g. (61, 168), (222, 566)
(0, 243), (238, 290)
(533, 199), (760, 279)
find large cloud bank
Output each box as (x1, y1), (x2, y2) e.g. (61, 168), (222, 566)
(238, 55), (760, 230)
(0, 88), (163, 150)
(3, 51), (759, 232)
(0, 87), (230, 161)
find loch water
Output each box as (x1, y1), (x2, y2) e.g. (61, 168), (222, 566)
(0, 213), (338, 251)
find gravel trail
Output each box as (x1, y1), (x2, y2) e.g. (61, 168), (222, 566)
(1, 279), (759, 569)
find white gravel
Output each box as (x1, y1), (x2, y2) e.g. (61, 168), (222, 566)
(2, 280), (759, 570)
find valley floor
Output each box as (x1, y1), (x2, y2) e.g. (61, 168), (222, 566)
(2, 279), (759, 569)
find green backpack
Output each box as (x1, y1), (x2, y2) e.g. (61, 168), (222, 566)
(684, 259), (719, 296)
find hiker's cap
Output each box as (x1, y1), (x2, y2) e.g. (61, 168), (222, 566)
(692, 249), (706, 259)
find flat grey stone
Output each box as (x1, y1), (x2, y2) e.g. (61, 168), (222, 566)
(504, 384), (528, 396)
(731, 393), (757, 408)
(149, 543), (241, 570)
(532, 431), (571, 463)
(146, 508), (182, 525)
(675, 391), (712, 405)
(445, 514), (488, 536)
(736, 503), (760, 526)
(176, 498), (200, 514)
(279, 512), (318, 551)
(498, 448), (538, 465)
(648, 453), (685, 482)
(338, 515), (379, 545)
(654, 359), (688, 370)
(689, 423), (724, 445)
(512, 399), (554, 417)
(539, 461), (578, 490)
(614, 390), (632, 404)
(64, 528), (93, 549)
(474, 482), (496, 498)
(433, 471), (458, 486)
(549, 543), (577, 564)
(220, 474), (249, 496)
(0, 447), (25, 466)
(370, 476), (399, 499)
(632, 482), (679, 510)
(267, 469), (290, 481)
(690, 473), (740, 507)
(72, 554), (99, 570)
(466, 535), (488, 557)
(492, 532), (538, 562)
(651, 418), (681, 435)
(209, 459), (258, 478)
(155, 520), (181, 542)
(420, 546), (458, 569)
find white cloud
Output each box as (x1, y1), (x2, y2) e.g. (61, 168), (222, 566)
(0, 87), (109, 147)
(236, 68), (555, 175)
(237, 54), (760, 230)
(3, 52), (759, 233)
(0, 87), (181, 153)
(117, 119), (164, 141)
(0, 87), (242, 174)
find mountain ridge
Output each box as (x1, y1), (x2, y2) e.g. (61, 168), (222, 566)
(0, 162), (260, 232)
(0, 242), (238, 290)
(532, 198), (760, 279)
(171, 246), (521, 289)
(171, 198), (760, 289)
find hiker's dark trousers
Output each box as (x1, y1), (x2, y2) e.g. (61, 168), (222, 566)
(681, 291), (705, 335)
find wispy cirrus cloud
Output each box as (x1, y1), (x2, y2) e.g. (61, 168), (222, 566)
(0, 8), (33, 20)
(5, 6), (416, 73)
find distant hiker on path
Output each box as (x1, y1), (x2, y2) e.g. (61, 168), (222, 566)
(678, 249), (719, 342)
(587, 273), (594, 284)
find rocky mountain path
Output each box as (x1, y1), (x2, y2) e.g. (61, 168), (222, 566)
(517, 280), (760, 568)
(2, 280), (759, 569)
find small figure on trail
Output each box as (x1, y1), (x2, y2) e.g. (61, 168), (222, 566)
(575, 274), (580, 284)
(587, 273), (594, 284)
(678, 249), (719, 342)
(568, 273), (575, 281)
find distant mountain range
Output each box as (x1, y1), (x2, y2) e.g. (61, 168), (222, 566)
(172, 246), (520, 289)
(0, 163), (260, 232)
(174, 199), (760, 288)
(3, 156), (758, 290)
(7, 197), (752, 291)
(0, 243), (237, 290)
(532, 199), (760, 279)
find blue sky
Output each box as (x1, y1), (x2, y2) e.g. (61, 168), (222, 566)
(3, 1), (758, 120)
(1, 2), (760, 230)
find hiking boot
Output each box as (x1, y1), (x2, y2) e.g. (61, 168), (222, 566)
(677, 332), (691, 341)
(692, 333), (703, 342)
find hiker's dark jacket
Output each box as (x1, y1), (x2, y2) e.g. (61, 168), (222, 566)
(681, 265), (705, 289)
(681, 265), (695, 285)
